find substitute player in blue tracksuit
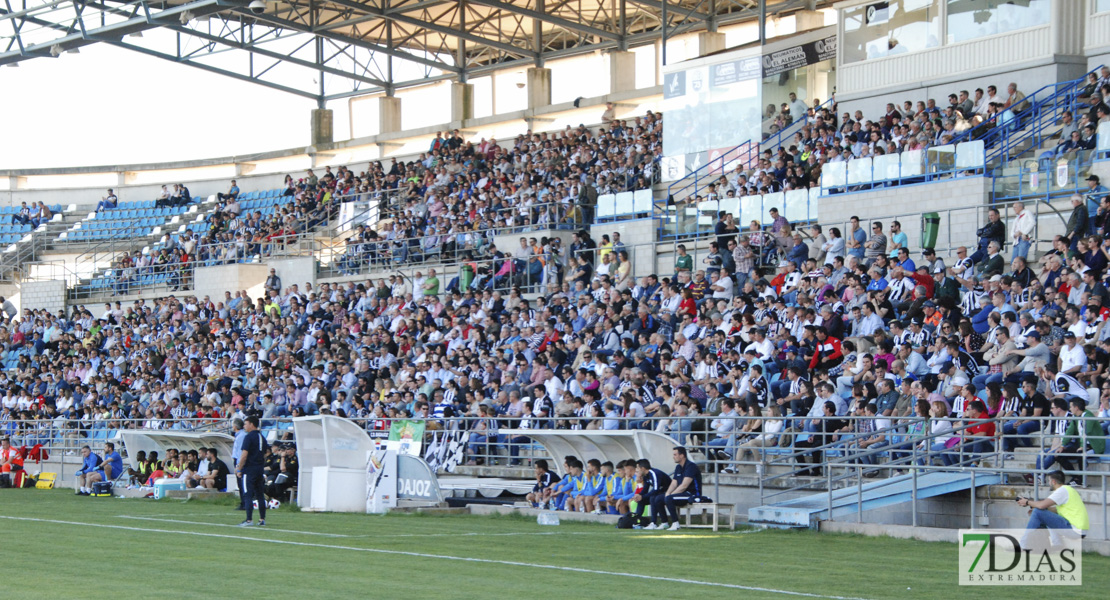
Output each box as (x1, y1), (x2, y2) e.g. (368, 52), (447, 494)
(631, 458), (671, 528)
(609, 460), (638, 515)
(594, 461), (620, 514)
(549, 458), (584, 510)
(574, 459), (604, 513)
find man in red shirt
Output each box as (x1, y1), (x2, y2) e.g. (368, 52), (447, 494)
(0, 437), (24, 486)
(943, 400), (995, 466)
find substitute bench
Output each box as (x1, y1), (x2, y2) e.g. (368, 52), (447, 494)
(681, 502), (737, 532)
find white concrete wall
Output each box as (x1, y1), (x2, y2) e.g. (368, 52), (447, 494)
(194, 264), (269, 304)
(267, 256), (318, 291)
(21, 279), (67, 315)
(817, 176), (992, 264)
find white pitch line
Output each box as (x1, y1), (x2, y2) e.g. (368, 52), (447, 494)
(116, 512), (350, 536)
(0, 515), (870, 600)
(121, 516), (602, 539)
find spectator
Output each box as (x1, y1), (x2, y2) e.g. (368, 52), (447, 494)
(217, 180), (240, 202)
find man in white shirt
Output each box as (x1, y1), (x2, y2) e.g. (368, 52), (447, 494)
(709, 271), (734, 300)
(1010, 201), (1034, 261)
(1057, 332), (1087, 376)
(706, 399), (739, 459)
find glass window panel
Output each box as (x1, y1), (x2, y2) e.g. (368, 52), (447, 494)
(901, 149), (925, 176)
(741, 195), (762, 225)
(763, 192), (784, 224)
(947, 0), (1049, 44)
(843, 0), (941, 64)
(927, 144), (956, 174)
(1098, 122), (1110, 152)
(615, 192), (635, 215)
(874, 153), (901, 181)
(1101, 0), (1110, 13)
(955, 140), (986, 169)
(821, 161), (847, 189)
(784, 189), (809, 222)
(809, 187), (821, 221)
(596, 194), (616, 218)
(847, 157), (874, 185)
(719, 197), (740, 219)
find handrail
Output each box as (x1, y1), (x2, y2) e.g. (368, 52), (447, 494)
(949, 68), (1096, 166)
(663, 98), (837, 213)
(67, 190), (398, 300)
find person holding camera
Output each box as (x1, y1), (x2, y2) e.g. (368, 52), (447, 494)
(1017, 470), (1088, 549)
(266, 444), (298, 502)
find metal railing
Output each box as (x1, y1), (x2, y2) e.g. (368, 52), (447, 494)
(6, 412), (1108, 534)
(949, 69), (1096, 167)
(818, 140), (987, 195)
(65, 190), (395, 301)
(663, 98), (837, 215)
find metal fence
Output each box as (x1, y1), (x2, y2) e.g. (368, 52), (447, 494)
(7, 412), (1108, 533)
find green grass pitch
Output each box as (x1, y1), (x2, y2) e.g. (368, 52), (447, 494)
(0, 489), (1105, 599)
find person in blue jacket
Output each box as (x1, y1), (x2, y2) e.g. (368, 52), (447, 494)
(550, 458), (584, 511)
(74, 445), (103, 496)
(573, 458), (604, 512)
(599, 461), (626, 512)
(609, 460), (639, 515)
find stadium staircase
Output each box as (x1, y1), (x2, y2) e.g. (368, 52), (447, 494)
(748, 470), (1003, 529)
(657, 98), (836, 237)
(963, 68), (1105, 259)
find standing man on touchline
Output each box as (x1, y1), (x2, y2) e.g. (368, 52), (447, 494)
(231, 418), (247, 510)
(236, 416), (269, 527)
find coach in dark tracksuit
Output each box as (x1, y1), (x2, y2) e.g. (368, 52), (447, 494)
(236, 416), (269, 527)
(654, 447), (704, 530)
(631, 458), (671, 527)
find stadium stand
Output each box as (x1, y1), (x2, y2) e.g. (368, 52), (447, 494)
(7, 3), (1110, 541)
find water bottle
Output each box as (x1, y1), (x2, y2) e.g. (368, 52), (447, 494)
(537, 512), (561, 526)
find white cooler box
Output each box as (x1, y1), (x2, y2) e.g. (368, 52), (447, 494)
(153, 478), (187, 499)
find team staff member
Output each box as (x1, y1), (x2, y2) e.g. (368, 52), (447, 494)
(631, 458), (671, 529)
(231, 418), (247, 510)
(74, 445), (103, 496)
(652, 447), (704, 531)
(1018, 470), (1089, 549)
(526, 459), (559, 508)
(236, 416), (269, 527)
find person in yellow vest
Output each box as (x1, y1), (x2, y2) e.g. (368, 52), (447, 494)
(1018, 470), (1088, 549)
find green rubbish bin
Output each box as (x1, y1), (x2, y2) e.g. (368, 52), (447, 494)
(460, 263), (474, 292)
(921, 212), (940, 250)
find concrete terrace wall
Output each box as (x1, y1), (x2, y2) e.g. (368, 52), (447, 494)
(21, 279), (66, 315)
(817, 176), (993, 264)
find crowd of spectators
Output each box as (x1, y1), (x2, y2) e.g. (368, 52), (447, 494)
(100, 111), (662, 295)
(5, 90), (1110, 491)
(695, 76), (1106, 205)
(3, 184), (1110, 489)
(333, 114), (662, 274)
